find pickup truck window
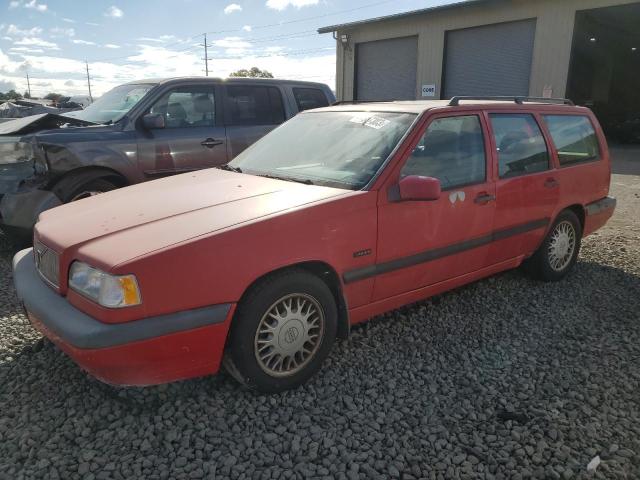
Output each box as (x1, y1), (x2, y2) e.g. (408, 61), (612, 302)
(226, 86), (285, 126)
(542, 115), (600, 166)
(150, 87), (216, 128)
(401, 115), (486, 190)
(490, 113), (550, 179)
(229, 111), (416, 190)
(293, 88), (330, 112)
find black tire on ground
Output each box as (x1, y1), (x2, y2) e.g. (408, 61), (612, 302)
(524, 210), (582, 282)
(224, 269), (337, 393)
(55, 178), (118, 203)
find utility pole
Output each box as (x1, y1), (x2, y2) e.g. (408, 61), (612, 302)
(85, 60), (93, 102)
(202, 33), (211, 76)
(25, 71), (31, 98)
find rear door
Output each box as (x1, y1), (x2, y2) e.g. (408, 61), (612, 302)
(486, 111), (559, 263)
(136, 84), (227, 176)
(223, 84), (286, 159)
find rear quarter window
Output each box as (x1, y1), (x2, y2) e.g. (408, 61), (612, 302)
(292, 88), (330, 112)
(225, 85), (285, 126)
(542, 115), (600, 166)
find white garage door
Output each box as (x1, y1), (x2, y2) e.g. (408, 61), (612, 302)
(443, 20), (537, 98)
(355, 36), (418, 101)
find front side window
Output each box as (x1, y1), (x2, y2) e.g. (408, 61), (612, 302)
(149, 87), (216, 128)
(226, 86), (285, 126)
(293, 88), (330, 112)
(542, 115), (600, 166)
(229, 111), (416, 190)
(401, 115), (486, 190)
(490, 114), (550, 178)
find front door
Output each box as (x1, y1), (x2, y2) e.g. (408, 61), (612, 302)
(137, 84), (227, 177)
(485, 112), (559, 263)
(374, 112), (496, 301)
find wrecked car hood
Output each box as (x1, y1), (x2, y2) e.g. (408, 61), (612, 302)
(0, 113), (95, 136)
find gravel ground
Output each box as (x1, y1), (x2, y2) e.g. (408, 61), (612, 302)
(1, 157), (639, 479)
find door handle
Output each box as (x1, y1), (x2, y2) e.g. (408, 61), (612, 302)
(474, 193), (496, 205)
(544, 178), (559, 188)
(201, 138), (223, 148)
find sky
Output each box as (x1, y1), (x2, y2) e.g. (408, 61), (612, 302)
(0, 0), (455, 98)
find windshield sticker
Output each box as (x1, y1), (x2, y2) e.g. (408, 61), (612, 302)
(364, 116), (390, 129)
(349, 115), (367, 124)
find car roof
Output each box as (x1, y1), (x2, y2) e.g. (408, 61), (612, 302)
(309, 99), (590, 115)
(122, 76), (331, 88)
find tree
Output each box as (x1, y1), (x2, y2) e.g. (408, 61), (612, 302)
(44, 92), (64, 102)
(23, 91), (31, 99)
(0, 90), (22, 101)
(229, 67), (274, 78)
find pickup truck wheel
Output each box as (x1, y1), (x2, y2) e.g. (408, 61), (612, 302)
(525, 210), (582, 282)
(224, 270), (337, 393)
(59, 178), (117, 203)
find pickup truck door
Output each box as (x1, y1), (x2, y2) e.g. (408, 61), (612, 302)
(136, 84), (227, 177)
(222, 84), (287, 159)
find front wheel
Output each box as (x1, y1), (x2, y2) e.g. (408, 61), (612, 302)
(224, 270), (337, 393)
(524, 210), (582, 282)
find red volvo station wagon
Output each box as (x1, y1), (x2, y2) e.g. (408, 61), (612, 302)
(13, 97), (616, 392)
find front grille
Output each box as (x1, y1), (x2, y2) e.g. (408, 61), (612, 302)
(34, 240), (60, 288)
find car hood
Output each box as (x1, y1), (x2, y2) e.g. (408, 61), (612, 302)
(36, 168), (351, 268)
(0, 113), (96, 136)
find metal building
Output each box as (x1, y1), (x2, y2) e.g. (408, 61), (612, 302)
(319, 0), (640, 134)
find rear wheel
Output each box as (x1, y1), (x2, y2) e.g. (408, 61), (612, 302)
(525, 210), (582, 281)
(224, 270), (337, 393)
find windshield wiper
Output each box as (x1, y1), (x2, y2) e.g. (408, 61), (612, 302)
(256, 173), (314, 185)
(216, 164), (242, 173)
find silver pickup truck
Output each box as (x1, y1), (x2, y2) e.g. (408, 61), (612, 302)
(0, 77), (335, 243)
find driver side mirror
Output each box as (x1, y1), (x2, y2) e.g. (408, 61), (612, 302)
(398, 175), (441, 201)
(141, 113), (165, 130)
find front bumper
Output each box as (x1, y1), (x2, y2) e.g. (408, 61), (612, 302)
(0, 188), (61, 238)
(13, 249), (235, 386)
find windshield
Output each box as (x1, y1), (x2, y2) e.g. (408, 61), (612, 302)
(63, 83), (154, 124)
(229, 111), (416, 190)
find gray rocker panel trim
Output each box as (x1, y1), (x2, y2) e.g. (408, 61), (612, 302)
(343, 218), (550, 284)
(12, 249), (231, 350)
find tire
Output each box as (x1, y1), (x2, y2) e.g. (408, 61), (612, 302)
(524, 210), (582, 282)
(56, 178), (118, 203)
(224, 269), (337, 393)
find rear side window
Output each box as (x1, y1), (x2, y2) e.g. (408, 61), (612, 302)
(401, 115), (486, 190)
(489, 114), (550, 179)
(542, 115), (600, 166)
(225, 85), (285, 126)
(293, 88), (329, 112)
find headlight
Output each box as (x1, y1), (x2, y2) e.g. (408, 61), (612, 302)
(69, 261), (141, 308)
(0, 141), (33, 164)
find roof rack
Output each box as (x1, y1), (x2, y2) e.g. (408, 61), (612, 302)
(448, 96), (574, 106)
(331, 100), (395, 105)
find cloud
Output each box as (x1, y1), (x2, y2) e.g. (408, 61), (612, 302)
(86, 22), (100, 26)
(14, 37), (59, 50)
(50, 27), (75, 37)
(72, 39), (96, 46)
(104, 44), (120, 49)
(265, 0), (318, 10)
(242, 25), (252, 32)
(0, 79), (17, 91)
(9, 0), (48, 12)
(64, 80), (75, 86)
(6, 24), (43, 36)
(10, 46), (45, 53)
(104, 6), (123, 19)
(212, 36), (251, 55)
(62, 18), (75, 24)
(224, 3), (242, 14)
